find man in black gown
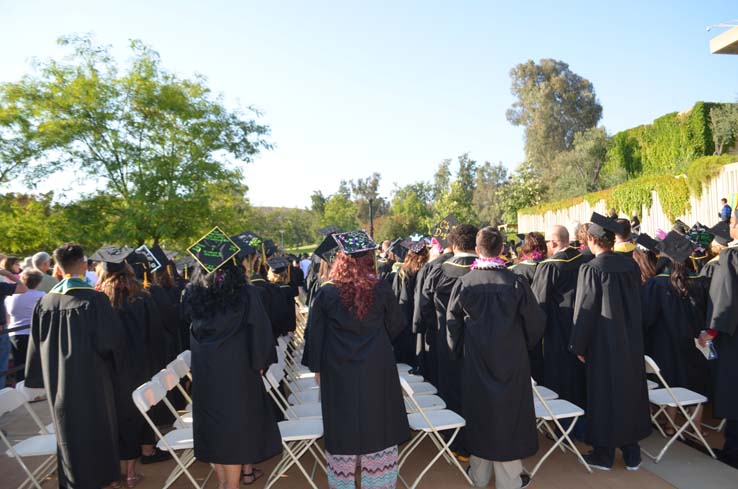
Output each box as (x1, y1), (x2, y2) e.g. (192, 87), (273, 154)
(532, 225), (586, 409)
(447, 227), (543, 489)
(569, 213), (651, 471)
(25, 244), (127, 489)
(700, 210), (738, 468)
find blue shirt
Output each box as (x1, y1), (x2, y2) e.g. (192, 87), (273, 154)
(722, 204), (732, 220)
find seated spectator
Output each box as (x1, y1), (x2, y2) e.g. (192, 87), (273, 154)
(32, 252), (60, 293)
(5, 269), (46, 382)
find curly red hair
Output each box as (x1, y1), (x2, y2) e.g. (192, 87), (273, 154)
(328, 251), (378, 320)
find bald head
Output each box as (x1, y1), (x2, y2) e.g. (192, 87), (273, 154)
(547, 225), (569, 254)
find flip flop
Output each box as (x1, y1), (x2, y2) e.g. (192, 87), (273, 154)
(126, 474), (144, 489)
(242, 468), (264, 485)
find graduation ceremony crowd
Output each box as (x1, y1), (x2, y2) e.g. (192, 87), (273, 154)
(1, 202), (738, 489)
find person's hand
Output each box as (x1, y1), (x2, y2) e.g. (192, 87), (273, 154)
(698, 331), (713, 347)
(577, 355), (586, 364)
(314, 372), (320, 385)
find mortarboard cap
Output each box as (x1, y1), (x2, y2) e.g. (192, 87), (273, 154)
(314, 233), (339, 262)
(90, 246), (135, 273)
(635, 233), (660, 253)
(389, 238), (408, 261)
(186, 226), (241, 273)
(149, 244), (171, 270)
(135, 245), (163, 272)
(230, 231), (258, 258)
(660, 231), (694, 263)
(588, 212), (624, 238)
(263, 239), (278, 257)
(333, 230), (376, 255)
(687, 222), (713, 252)
(267, 256), (290, 273)
(431, 215), (460, 248)
(318, 225), (340, 236)
(672, 220), (689, 235)
(401, 239), (427, 254)
(709, 221), (732, 246)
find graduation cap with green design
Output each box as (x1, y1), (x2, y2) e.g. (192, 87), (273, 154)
(186, 226), (241, 273)
(230, 230), (259, 258)
(686, 222), (713, 252)
(333, 230), (376, 255)
(431, 214), (460, 248)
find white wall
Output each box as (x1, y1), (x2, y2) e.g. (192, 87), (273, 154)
(517, 162), (738, 234)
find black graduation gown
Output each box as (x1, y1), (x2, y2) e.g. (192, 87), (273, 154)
(251, 275), (289, 339)
(185, 285), (282, 464)
(447, 267), (545, 461)
(706, 246), (738, 419)
(148, 284), (180, 362)
(569, 252), (652, 448)
(425, 254), (476, 415)
(391, 270), (417, 365)
(278, 283), (298, 333)
(531, 247), (587, 407)
(512, 259), (544, 381)
(413, 252), (453, 387)
(699, 256), (720, 281)
(306, 281), (410, 455)
(25, 288), (126, 489)
(378, 259), (395, 282)
(642, 274), (709, 393)
(113, 291), (167, 459)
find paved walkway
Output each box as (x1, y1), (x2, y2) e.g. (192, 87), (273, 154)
(2, 399), (736, 489)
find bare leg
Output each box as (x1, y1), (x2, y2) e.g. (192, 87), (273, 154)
(224, 464), (242, 489)
(141, 443), (156, 457)
(214, 464), (226, 489)
(124, 459), (137, 479)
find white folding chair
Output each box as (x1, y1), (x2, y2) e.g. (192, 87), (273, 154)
(530, 379), (558, 401)
(397, 378), (473, 489)
(0, 387), (56, 489)
(264, 365), (323, 420)
(529, 382), (590, 477)
(397, 363), (413, 373)
(703, 419), (727, 432)
(167, 358), (194, 412)
(132, 382), (213, 489)
(177, 350), (193, 381)
(404, 394), (446, 414)
(152, 368), (192, 429)
(15, 381), (55, 435)
(265, 419), (325, 489)
(642, 355), (716, 462)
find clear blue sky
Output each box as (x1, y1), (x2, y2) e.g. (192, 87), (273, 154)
(2, 1), (738, 208)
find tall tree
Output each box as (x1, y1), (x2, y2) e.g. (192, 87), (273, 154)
(710, 104), (738, 156)
(310, 190), (328, 216)
(499, 162), (547, 224)
(349, 172), (387, 222)
(472, 162), (508, 227)
(321, 194), (359, 232)
(507, 59), (602, 172)
(433, 154), (478, 224)
(0, 35), (270, 244)
(377, 182), (434, 240)
(433, 159), (452, 201)
(549, 127), (611, 199)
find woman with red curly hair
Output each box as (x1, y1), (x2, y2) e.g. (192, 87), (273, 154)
(305, 231), (409, 489)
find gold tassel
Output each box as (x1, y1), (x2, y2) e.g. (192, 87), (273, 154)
(184, 266), (188, 280)
(261, 243), (267, 268)
(287, 262), (291, 282)
(166, 264), (173, 277)
(143, 272), (150, 289)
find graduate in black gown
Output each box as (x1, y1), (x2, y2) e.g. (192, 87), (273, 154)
(569, 213), (651, 471)
(531, 225), (586, 408)
(700, 211), (738, 468)
(699, 221), (731, 281)
(613, 219), (636, 258)
(447, 227), (544, 489)
(421, 224), (478, 457)
(305, 231), (409, 489)
(93, 247), (171, 482)
(511, 232), (547, 382)
(642, 232), (709, 430)
(632, 234), (660, 285)
(412, 239), (452, 383)
(182, 238), (281, 488)
(267, 256), (298, 334)
(25, 244), (127, 489)
(391, 241), (428, 366)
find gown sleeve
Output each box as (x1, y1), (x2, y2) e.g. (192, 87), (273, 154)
(24, 301), (44, 388)
(516, 276), (546, 349)
(641, 278), (661, 337)
(245, 288), (276, 371)
(305, 288), (327, 373)
(94, 293), (127, 375)
(531, 263), (553, 307)
(382, 284), (406, 341)
(569, 265), (601, 356)
(708, 250), (738, 336)
(445, 280), (466, 359)
(414, 267), (438, 334)
(411, 267), (428, 334)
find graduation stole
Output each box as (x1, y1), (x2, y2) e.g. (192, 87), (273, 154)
(50, 277), (93, 295)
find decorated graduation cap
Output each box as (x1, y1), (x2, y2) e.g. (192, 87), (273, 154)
(90, 246), (136, 273)
(672, 219), (690, 235)
(660, 231), (694, 263)
(314, 233), (339, 261)
(635, 233), (660, 254)
(186, 226), (241, 273)
(389, 237), (409, 261)
(710, 221), (732, 246)
(135, 245), (163, 272)
(431, 214), (460, 248)
(333, 230), (376, 255)
(402, 238), (427, 254)
(149, 244), (171, 270)
(230, 231), (259, 258)
(267, 256), (290, 273)
(588, 212), (624, 238)
(686, 222), (713, 252)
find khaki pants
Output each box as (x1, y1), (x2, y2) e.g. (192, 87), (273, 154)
(469, 455), (524, 489)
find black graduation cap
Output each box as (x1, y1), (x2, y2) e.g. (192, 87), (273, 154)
(401, 239), (426, 254)
(230, 231), (259, 259)
(318, 225), (340, 236)
(635, 233), (660, 253)
(660, 231), (694, 263)
(687, 222), (713, 251)
(672, 220), (689, 235)
(431, 214), (460, 248)
(710, 221), (732, 246)
(389, 238), (408, 261)
(90, 246), (135, 273)
(267, 256), (290, 273)
(135, 245), (163, 272)
(149, 244), (171, 270)
(263, 239), (278, 257)
(186, 226), (241, 273)
(588, 212), (624, 238)
(333, 230), (376, 255)
(314, 233), (339, 261)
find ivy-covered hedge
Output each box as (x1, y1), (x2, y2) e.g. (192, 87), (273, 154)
(520, 155), (737, 220)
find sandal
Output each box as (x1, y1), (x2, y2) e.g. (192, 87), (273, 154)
(110, 480), (122, 489)
(126, 474), (144, 489)
(242, 468), (263, 485)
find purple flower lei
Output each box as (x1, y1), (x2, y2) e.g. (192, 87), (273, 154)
(470, 256), (508, 270)
(521, 250), (545, 261)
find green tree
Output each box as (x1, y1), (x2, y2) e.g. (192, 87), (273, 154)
(433, 154), (478, 224)
(473, 162), (508, 227)
(709, 104), (738, 155)
(321, 194), (359, 231)
(310, 190), (328, 216)
(549, 127), (612, 199)
(507, 59), (602, 172)
(377, 182), (434, 240)
(0, 35), (270, 245)
(348, 172), (388, 223)
(499, 162), (547, 224)
(432, 159), (452, 201)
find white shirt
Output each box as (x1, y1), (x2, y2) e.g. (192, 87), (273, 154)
(299, 259), (311, 278)
(4, 289), (45, 335)
(86, 271), (99, 287)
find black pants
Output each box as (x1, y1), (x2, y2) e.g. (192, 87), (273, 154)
(724, 420), (738, 463)
(591, 443), (641, 468)
(9, 335), (29, 383)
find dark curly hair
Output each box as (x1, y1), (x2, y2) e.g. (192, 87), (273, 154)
(328, 251), (378, 320)
(183, 262), (249, 319)
(449, 224), (479, 251)
(520, 232), (547, 259)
